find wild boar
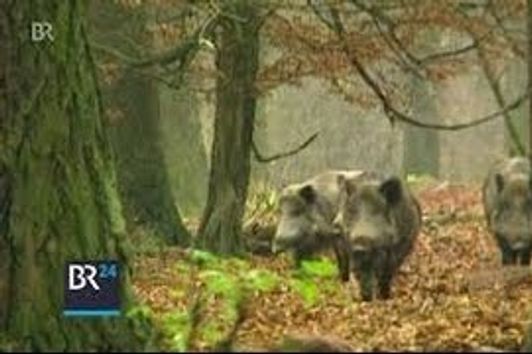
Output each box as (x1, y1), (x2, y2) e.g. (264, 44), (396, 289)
(333, 173), (421, 301)
(272, 170), (367, 281)
(482, 157), (532, 266)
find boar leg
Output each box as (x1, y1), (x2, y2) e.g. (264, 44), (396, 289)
(357, 270), (374, 302)
(293, 247), (313, 268)
(353, 257), (374, 302)
(501, 249), (517, 265)
(496, 234), (517, 266)
(519, 247), (531, 266)
(331, 236), (350, 282)
(377, 275), (392, 300)
(377, 251), (394, 300)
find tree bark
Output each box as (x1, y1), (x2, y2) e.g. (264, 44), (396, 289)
(525, 0), (532, 351)
(0, 1), (151, 350)
(91, 1), (190, 246)
(528, 0), (532, 161)
(196, 1), (260, 255)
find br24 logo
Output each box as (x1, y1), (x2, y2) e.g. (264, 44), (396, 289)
(68, 262), (118, 291)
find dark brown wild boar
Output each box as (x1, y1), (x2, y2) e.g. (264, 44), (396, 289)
(272, 170), (367, 281)
(482, 157), (532, 266)
(333, 173), (421, 301)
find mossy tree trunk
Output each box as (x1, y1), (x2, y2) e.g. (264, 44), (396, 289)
(528, 0), (532, 162)
(525, 0), (532, 350)
(0, 1), (152, 350)
(196, 1), (260, 255)
(91, 1), (190, 246)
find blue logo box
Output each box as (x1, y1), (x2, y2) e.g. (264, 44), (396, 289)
(64, 261), (121, 317)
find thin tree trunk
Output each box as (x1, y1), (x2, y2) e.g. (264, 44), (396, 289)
(109, 70), (191, 245)
(0, 1), (151, 350)
(403, 76), (440, 177)
(477, 49), (526, 157)
(403, 29), (440, 177)
(196, 1), (260, 255)
(91, 1), (190, 246)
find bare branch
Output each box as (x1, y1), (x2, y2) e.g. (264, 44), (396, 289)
(90, 15), (219, 69)
(252, 132), (319, 163)
(307, 0), (336, 31)
(417, 41), (479, 64)
(347, 0), (505, 67)
(91, 34), (198, 68)
(327, 5), (397, 125)
(313, 2), (530, 131)
(468, 24), (526, 155)
(388, 92), (528, 130)
(486, 0), (525, 58)
(348, 0), (426, 78)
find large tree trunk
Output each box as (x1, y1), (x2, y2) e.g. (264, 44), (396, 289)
(524, 0), (532, 350)
(528, 0), (532, 160)
(196, 1), (260, 255)
(0, 1), (151, 350)
(525, 0), (532, 351)
(91, 1), (190, 246)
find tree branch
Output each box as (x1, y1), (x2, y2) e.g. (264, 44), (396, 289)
(347, 0), (503, 67)
(252, 132), (319, 163)
(312, 3), (529, 131)
(469, 27), (526, 155)
(486, 0), (525, 58)
(90, 15), (219, 69)
(417, 41), (478, 64)
(348, 0), (426, 78)
(91, 34), (198, 68)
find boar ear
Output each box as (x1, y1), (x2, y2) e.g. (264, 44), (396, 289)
(337, 174), (346, 187)
(379, 177), (403, 206)
(299, 184), (316, 204)
(495, 173), (504, 193)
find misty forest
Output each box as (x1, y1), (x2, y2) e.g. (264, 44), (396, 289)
(1, 0), (532, 352)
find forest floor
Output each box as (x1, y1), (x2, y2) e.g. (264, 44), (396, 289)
(132, 181), (532, 352)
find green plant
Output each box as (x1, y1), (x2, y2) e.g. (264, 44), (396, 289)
(288, 259), (340, 308)
(289, 277), (319, 308)
(188, 249), (219, 267)
(243, 269), (280, 292)
(162, 310), (191, 352)
(297, 258), (338, 279)
(161, 254), (282, 351)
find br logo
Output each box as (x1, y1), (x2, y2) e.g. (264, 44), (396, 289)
(63, 261), (121, 317)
